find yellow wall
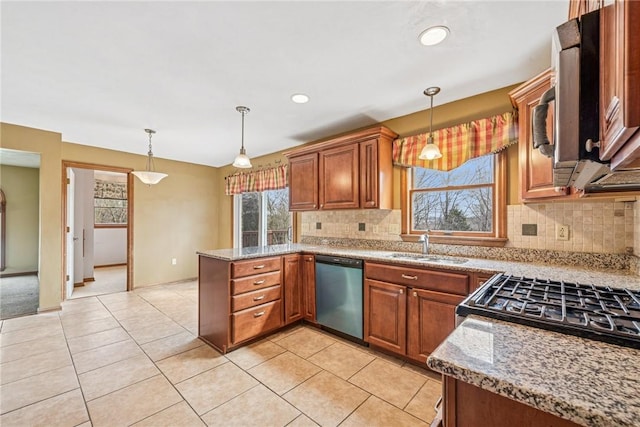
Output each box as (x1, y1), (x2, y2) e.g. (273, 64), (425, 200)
(0, 122), (220, 311)
(215, 84), (521, 248)
(0, 165), (40, 273)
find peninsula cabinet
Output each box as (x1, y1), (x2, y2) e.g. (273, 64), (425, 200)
(509, 69), (570, 201)
(302, 254), (316, 323)
(198, 255), (283, 353)
(599, 0), (640, 169)
(285, 126), (397, 211)
(283, 254), (303, 325)
(364, 262), (469, 364)
(442, 377), (581, 427)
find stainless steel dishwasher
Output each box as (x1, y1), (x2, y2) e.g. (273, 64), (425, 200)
(315, 255), (363, 341)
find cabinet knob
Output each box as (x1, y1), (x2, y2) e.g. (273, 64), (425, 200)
(253, 311), (265, 318)
(399, 289), (404, 294)
(253, 264), (265, 269)
(320, 204), (324, 208)
(401, 274), (418, 280)
(413, 291), (417, 297)
(253, 280), (266, 285)
(253, 295), (265, 301)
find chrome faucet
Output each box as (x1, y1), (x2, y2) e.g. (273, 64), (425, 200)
(418, 231), (430, 255)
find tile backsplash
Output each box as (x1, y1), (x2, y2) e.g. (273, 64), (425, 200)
(301, 200), (640, 255)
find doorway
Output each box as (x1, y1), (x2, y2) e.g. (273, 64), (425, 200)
(62, 161), (133, 301)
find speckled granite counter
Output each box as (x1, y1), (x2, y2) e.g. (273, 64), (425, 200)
(427, 315), (640, 427)
(198, 244), (640, 290)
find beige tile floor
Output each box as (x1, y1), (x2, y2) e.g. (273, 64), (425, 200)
(0, 280), (442, 426)
(70, 266), (127, 299)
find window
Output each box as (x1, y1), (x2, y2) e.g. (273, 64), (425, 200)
(404, 152), (506, 244)
(94, 179), (128, 225)
(234, 188), (292, 248)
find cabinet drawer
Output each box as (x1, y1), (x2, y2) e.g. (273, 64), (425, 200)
(365, 263), (469, 296)
(231, 300), (282, 344)
(232, 257), (281, 279)
(232, 271), (281, 295)
(231, 285), (281, 312)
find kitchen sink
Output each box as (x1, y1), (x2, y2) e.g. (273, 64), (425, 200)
(387, 252), (468, 264)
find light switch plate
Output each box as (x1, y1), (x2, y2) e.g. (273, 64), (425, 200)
(556, 224), (570, 241)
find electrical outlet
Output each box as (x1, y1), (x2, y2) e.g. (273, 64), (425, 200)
(556, 225), (570, 241)
(171, 258), (177, 265)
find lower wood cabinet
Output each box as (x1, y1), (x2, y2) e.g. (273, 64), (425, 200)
(364, 279), (406, 354)
(198, 255), (284, 354)
(283, 254), (303, 325)
(364, 262), (469, 364)
(302, 254), (316, 322)
(407, 289), (464, 363)
(442, 377), (581, 427)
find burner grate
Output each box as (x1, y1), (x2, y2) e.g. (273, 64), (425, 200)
(458, 274), (640, 349)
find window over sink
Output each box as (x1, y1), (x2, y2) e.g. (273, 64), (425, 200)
(402, 151), (507, 246)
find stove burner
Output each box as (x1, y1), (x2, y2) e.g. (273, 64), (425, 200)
(457, 274), (640, 349)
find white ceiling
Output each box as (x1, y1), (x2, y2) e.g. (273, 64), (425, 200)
(1, 1), (567, 168)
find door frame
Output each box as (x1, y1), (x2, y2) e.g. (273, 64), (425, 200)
(62, 161), (134, 301)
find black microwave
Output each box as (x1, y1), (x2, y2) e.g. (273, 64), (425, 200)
(533, 8), (606, 189)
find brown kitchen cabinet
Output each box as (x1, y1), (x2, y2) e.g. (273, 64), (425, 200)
(319, 143), (360, 209)
(285, 126), (397, 211)
(288, 153), (319, 211)
(407, 288), (464, 364)
(364, 278), (407, 354)
(509, 69), (570, 201)
(442, 376), (581, 427)
(364, 261), (469, 364)
(471, 272), (494, 292)
(302, 254), (316, 322)
(198, 255), (283, 353)
(283, 254), (303, 325)
(599, 0), (640, 169)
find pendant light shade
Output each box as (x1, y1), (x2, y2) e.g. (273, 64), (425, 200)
(132, 129), (168, 185)
(419, 86), (443, 161)
(233, 106), (252, 169)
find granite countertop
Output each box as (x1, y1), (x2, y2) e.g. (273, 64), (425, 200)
(198, 244), (640, 290)
(427, 315), (640, 427)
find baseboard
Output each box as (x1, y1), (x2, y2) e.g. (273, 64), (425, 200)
(94, 263), (127, 268)
(74, 282), (85, 288)
(83, 277), (95, 283)
(37, 305), (61, 314)
(0, 270), (38, 278)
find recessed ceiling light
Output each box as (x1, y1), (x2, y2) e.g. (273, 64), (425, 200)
(419, 26), (449, 46)
(291, 93), (310, 104)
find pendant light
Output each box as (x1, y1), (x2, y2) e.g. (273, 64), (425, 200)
(132, 129), (168, 185)
(232, 106), (252, 168)
(419, 87), (443, 160)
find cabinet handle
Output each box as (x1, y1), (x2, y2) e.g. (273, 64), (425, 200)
(399, 289), (404, 294)
(253, 295), (265, 301)
(401, 274), (418, 280)
(253, 280), (266, 285)
(253, 264), (265, 269)
(306, 258), (313, 262)
(413, 291), (417, 297)
(320, 204), (324, 208)
(253, 311), (265, 318)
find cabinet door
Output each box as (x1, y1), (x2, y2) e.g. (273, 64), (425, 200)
(600, 1), (640, 168)
(289, 153), (319, 211)
(471, 273), (494, 292)
(407, 289), (464, 364)
(283, 254), (303, 325)
(359, 139), (379, 208)
(302, 254), (316, 322)
(364, 278), (406, 354)
(319, 144), (359, 209)
(509, 70), (569, 200)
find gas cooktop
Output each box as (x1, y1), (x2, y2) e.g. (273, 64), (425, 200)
(457, 274), (640, 349)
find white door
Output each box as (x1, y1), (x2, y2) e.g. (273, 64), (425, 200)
(66, 168), (75, 299)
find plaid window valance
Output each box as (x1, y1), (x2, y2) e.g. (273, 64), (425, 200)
(392, 111), (518, 171)
(225, 164), (288, 196)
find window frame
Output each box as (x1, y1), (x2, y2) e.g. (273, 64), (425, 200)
(400, 151), (508, 247)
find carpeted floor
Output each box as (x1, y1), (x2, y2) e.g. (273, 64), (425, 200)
(0, 274), (39, 319)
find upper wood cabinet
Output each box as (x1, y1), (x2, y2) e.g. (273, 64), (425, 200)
(285, 126), (397, 211)
(509, 69), (570, 201)
(288, 153), (319, 211)
(599, 0), (640, 169)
